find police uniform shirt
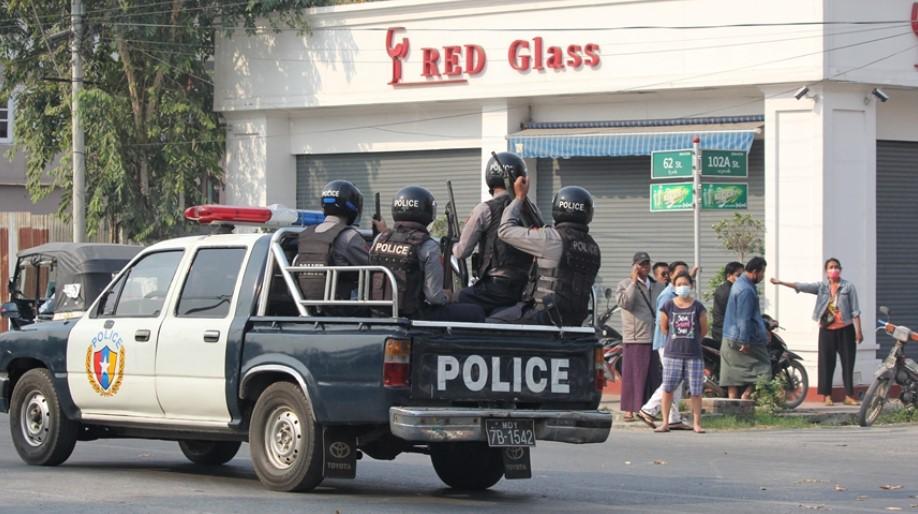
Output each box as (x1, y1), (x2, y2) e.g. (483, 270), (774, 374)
(451, 190), (510, 259)
(370, 233), (449, 306)
(316, 214), (369, 266)
(496, 198), (564, 269)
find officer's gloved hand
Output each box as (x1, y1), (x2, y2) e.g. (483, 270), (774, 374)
(372, 218), (388, 234)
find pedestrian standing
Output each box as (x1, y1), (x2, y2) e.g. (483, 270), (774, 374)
(655, 272), (707, 434)
(720, 257), (771, 400)
(771, 258), (863, 406)
(616, 252), (665, 421)
(712, 261), (744, 343)
(637, 261), (694, 430)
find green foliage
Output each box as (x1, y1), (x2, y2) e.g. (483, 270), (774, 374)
(703, 267), (726, 304)
(753, 374), (788, 415)
(429, 215), (447, 240)
(875, 405), (917, 424)
(712, 213), (764, 263)
(0, 0), (328, 242)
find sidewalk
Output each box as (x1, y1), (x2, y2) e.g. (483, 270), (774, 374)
(600, 393), (866, 429)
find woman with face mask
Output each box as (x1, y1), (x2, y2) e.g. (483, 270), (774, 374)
(772, 258), (863, 406)
(655, 272), (708, 434)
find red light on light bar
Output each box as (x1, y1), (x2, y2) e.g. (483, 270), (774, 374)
(184, 205), (272, 225)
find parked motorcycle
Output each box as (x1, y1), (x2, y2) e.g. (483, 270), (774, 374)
(857, 306), (918, 427)
(595, 288), (623, 381)
(701, 314), (810, 409)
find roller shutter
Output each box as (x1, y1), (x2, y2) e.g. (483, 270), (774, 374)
(876, 140), (918, 359)
(296, 149), (481, 226)
(535, 141), (765, 297)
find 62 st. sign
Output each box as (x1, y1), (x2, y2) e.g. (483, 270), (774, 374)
(385, 27), (601, 87)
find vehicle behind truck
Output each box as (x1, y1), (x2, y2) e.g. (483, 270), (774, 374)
(0, 212), (611, 493)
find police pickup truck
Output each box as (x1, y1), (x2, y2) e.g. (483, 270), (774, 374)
(0, 213), (611, 492)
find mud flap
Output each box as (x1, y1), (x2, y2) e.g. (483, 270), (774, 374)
(323, 428), (357, 479)
(501, 447), (532, 479)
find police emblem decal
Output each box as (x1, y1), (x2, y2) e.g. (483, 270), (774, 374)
(84, 330), (126, 396)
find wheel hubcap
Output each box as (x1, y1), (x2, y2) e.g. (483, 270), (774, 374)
(264, 407), (303, 470)
(20, 392), (51, 447)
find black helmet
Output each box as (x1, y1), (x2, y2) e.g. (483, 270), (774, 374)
(552, 186), (594, 225)
(320, 180), (363, 224)
(391, 186), (437, 225)
(485, 152), (527, 193)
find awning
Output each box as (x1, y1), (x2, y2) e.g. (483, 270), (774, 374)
(507, 117), (763, 159)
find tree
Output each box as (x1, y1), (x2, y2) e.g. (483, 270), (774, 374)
(712, 213), (764, 263)
(0, 1), (328, 242)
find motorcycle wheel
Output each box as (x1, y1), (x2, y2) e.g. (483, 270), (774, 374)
(781, 361), (809, 410)
(857, 377), (891, 427)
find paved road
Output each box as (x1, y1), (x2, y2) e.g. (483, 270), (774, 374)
(0, 413), (915, 513)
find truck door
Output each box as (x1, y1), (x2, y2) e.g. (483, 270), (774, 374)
(155, 246), (248, 422)
(67, 250), (185, 418)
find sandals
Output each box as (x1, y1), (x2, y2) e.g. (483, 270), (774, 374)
(622, 413), (637, 422)
(843, 396), (860, 406)
(654, 425), (670, 433)
(693, 427), (706, 434)
(637, 410), (657, 429)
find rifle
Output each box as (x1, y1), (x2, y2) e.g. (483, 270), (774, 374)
(445, 181), (470, 289)
(372, 192), (381, 237)
(490, 151), (544, 227)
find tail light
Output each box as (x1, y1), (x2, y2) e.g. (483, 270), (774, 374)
(594, 347), (607, 392)
(384, 338), (411, 388)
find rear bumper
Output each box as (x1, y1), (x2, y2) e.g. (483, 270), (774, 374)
(0, 372), (9, 413)
(389, 407), (612, 445)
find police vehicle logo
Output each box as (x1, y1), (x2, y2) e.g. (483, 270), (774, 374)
(85, 330), (126, 397)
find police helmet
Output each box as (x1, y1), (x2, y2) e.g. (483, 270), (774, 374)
(391, 186), (437, 226)
(552, 186), (594, 225)
(485, 152), (528, 193)
(320, 180), (363, 224)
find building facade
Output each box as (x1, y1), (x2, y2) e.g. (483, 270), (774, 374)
(214, 0), (918, 390)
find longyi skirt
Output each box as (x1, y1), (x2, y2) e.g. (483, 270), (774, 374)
(620, 343), (661, 412)
(719, 338), (771, 387)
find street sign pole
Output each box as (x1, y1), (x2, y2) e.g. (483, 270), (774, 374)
(692, 136), (701, 292)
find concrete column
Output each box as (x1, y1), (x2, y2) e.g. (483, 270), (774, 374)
(224, 113), (294, 208)
(764, 84), (879, 393)
(480, 101), (509, 202)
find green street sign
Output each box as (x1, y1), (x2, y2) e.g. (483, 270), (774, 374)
(702, 183), (748, 209)
(701, 150), (747, 178)
(650, 182), (694, 212)
(651, 150), (693, 179)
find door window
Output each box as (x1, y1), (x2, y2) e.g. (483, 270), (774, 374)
(96, 251), (183, 318)
(175, 248), (246, 318)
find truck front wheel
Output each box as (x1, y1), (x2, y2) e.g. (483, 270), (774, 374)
(178, 440), (241, 465)
(249, 382), (324, 492)
(430, 442), (504, 490)
(9, 368), (79, 466)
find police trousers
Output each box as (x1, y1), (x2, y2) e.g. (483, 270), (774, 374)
(457, 276), (527, 315)
(485, 302), (556, 326)
(420, 303), (487, 323)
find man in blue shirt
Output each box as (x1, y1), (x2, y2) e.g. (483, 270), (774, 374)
(720, 257), (771, 400)
(637, 261), (695, 429)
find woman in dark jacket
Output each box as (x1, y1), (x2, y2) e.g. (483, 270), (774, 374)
(771, 258), (863, 406)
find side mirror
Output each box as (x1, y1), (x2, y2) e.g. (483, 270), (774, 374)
(1, 302), (20, 319)
(879, 306), (890, 317)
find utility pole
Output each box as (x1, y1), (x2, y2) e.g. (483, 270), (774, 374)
(71, 0), (85, 242)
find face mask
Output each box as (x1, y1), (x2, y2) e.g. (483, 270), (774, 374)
(675, 285), (693, 298)
(827, 269), (841, 280)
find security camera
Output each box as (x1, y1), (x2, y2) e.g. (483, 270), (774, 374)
(871, 88), (889, 102)
(793, 86), (810, 100)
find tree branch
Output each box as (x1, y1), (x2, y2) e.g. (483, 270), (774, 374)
(145, 0), (183, 124)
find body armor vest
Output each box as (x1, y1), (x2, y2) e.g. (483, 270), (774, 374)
(370, 222), (430, 316)
(527, 223), (601, 326)
(477, 195), (533, 286)
(295, 223), (356, 301)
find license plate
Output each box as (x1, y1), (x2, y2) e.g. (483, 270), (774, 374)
(484, 419), (536, 447)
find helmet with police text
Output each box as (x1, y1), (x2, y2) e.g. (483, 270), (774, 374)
(320, 180), (363, 224)
(552, 186), (594, 225)
(391, 186), (437, 225)
(485, 152), (528, 193)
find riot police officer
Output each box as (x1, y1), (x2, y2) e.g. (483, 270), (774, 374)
(294, 180), (369, 314)
(370, 186), (485, 322)
(453, 152), (537, 314)
(487, 178), (601, 326)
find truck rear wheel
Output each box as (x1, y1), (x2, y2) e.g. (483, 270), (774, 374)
(249, 381), (324, 492)
(178, 440), (241, 465)
(430, 442), (504, 490)
(9, 368), (79, 466)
